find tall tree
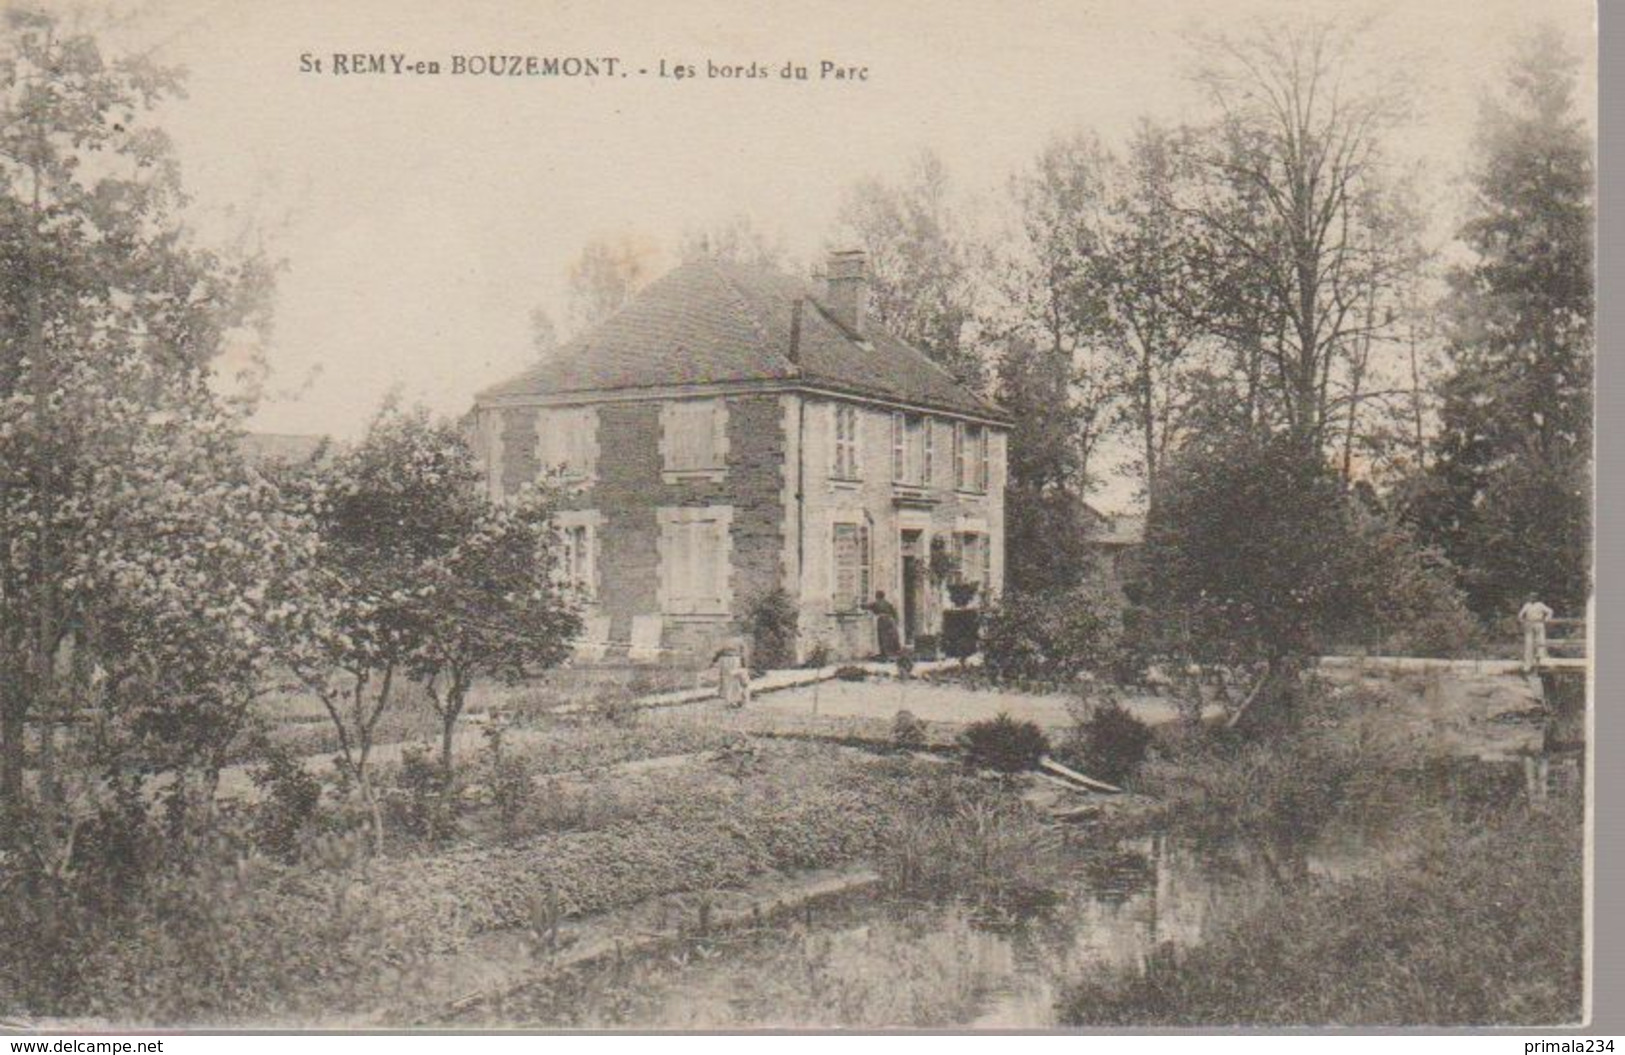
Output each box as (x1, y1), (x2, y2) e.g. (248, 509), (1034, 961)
(1096, 121), (1211, 495)
(564, 234), (658, 333)
(0, 9), (277, 809)
(1415, 25), (1593, 617)
(994, 337), (1103, 594)
(678, 214), (788, 270)
(528, 306), (558, 357)
(834, 150), (984, 388)
(1183, 20), (1420, 458)
(994, 132), (1116, 483)
(985, 133), (1117, 591)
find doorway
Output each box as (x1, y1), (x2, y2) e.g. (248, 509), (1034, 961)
(900, 529), (924, 645)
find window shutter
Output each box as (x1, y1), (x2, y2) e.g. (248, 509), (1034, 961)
(859, 523), (871, 601)
(833, 523), (863, 609)
(897, 411), (910, 481)
(672, 521), (693, 612)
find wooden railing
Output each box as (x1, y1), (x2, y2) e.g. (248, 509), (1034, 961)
(1536, 616), (1588, 669)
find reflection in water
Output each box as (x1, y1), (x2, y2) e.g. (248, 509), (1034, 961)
(493, 826), (1383, 1030)
(971, 832), (1283, 1027)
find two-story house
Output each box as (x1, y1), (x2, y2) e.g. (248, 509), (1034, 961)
(470, 250), (1009, 664)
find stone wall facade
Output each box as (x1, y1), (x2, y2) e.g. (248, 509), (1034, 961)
(474, 388), (1006, 665)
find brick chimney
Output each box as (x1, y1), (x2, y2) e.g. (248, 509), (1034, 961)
(824, 249), (869, 335)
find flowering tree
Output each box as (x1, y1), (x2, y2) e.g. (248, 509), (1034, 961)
(0, 9), (280, 818)
(292, 406), (577, 844)
(410, 490), (580, 778)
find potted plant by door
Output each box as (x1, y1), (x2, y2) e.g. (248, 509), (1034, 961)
(942, 580), (981, 663)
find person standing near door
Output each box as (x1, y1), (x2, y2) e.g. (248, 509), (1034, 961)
(866, 591), (902, 660)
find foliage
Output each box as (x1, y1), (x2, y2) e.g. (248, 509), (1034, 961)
(745, 587), (799, 673)
(956, 713), (1049, 774)
(1137, 430), (1359, 664)
(388, 745), (456, 844)
(834, 149), (984, 388)
(677, 214), (788, 269)
(1182, 21), (1422, 456)
(878, 773), (1055, 899)
(1414, 26), (1593, 619)
(1070, 698), (1153, 785)
(979, 579), (1122, 681)
(833, 665), (868, 682)
(248, 744), (325, 862)
(564, 234), (658, 332)
(1343, 502), (1478, 656)
(891, 710), (928, 752)
(288, 404), (577, 846)
(1095, 121), (1211, 492)
(482, 724), (536, 845)
(0, 8), (290, 809)
(987, 132), (1119, 562)
(1139, 427), (1481, 670)
(1133, 680), (1423, 840)
(365, 746), (924, 949)
(0, 787), (425, 1025)
(1059, 798), (1582, 1026)
(940, 609), (980, 661)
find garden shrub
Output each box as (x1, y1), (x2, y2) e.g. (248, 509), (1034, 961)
(746, 587), (799, 673)
(891, 709), (928, 752)
(941, 609), (979, 661)
(387, 745), (456, 844)
(834, 665), (868, 681)
(1344, 504), (1479, 657)
(249, 744), (325, 861)
(957, 713), (1049, 774)
(980, 580), (1123, 683)
(1071, 698), (1153, 785)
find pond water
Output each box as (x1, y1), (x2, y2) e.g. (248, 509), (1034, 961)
(480, 817), (1400, 1030)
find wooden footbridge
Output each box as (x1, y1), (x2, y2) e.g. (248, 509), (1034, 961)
(1534, 616), (1589, 672)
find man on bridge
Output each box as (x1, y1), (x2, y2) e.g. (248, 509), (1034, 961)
(1518, 595), (1554, 670)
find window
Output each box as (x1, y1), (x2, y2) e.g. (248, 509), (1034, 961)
(954, 531), (991, 594)
(559, 524), (595, 599)
(923, 418), (935, 485)
(954, 423), (987, 492)
(661, 399), (728, 479)
(832, 522), (871, 611)
(535, 406), (597, 481)
(554, 511), (602, 600)
(658, 506), (732, 615)
(832, 404), (860, 480)
(894, 414), (927, 485)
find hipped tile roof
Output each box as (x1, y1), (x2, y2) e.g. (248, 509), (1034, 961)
(477, 257), (1005, 422)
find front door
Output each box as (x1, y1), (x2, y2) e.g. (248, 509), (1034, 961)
(900, 530), (924, 644)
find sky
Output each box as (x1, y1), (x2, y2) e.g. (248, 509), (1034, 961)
(69, 0), (1597, 510)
